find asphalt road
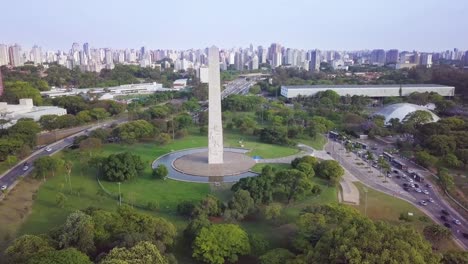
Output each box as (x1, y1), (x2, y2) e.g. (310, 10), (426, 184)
(326, 139), (468, 250)
(0, 118), (127, 191)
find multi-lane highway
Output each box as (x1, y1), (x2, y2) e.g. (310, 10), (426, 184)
(221, 77), (258, 99)
(326, 139), (468, 249)
(0, 118), (127, 193)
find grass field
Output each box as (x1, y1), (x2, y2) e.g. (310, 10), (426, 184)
(297, 134), (327, 150)
(353, 182), (460, 251)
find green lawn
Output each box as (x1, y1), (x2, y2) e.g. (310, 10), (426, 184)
(224, 132), (299, 159)
(250, 163), (291, 173)
(297, 134), (327, 150)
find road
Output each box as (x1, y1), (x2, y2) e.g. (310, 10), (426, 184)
(0, 118), (127, 192)
(326, 139), (468, 250)
(221, 78), (258, 99)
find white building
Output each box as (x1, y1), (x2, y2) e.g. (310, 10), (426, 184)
(41, 82), (166, 98)
(173, 79), (188, 89)
(0, 99), (67, 128)
(280, 84), (455, 98)
(373, 103), (440, 125)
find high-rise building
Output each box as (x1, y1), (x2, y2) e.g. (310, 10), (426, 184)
(104, 49), (113, 65)
(0, 68), (4, 96)
(386, 49), (399, 64)
(420, 53), (433, 68)
(72, 42), (80, 53)
(268, 43), (282, 67)
(463, 51), (468, 66)
(8, 44), (23, 67)
(250, 55), (259, 70)
(30, 45), (43, 65)
(370, 49), (386, 65)
(83, 43), (90, 58)
(0, 44), (9, 66)
(308, 49), (321, 72)
(234, 51), (244, 71)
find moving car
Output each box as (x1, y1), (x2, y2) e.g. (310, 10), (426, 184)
(444, 223), (451, 228)
(419, 200), (427, 206)
(428, 198), (434, 203)
(426, 184), (432, 188)
(462, 232), (468, 239)
(415, 188), (422, 193)
(453, 219), (461, 225)
(441, 209), (450, 216)
(1, 185), (7, 191)
(403, 187), (410, 192)
(22, 166), (29, 171)
(422, 189), (429, 195)
(441, 215), (448, 221)
(45, 147), (52, 152)
(414, 183), (419, 188)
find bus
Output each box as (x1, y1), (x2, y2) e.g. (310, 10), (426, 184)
(355, 141), (368, 150)
(328, 131), (339, 140)
(392, 159), (408, 171)
(383, 152), (394, 162)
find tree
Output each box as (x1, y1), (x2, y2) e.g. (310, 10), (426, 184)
(153, 164), (169, 180)
(231, 166), (274, 205)
(56, 192), (67, 208)
(76, 110), (92, 124)
(315, 160), (344, 185)
(259, 248), (295, 264)
(3, 81), (43, 105)
(113, 120), (154, 144)
(441, 251), (468, 264)
(225, 190), (255, 221)
(100, 241), (167, 264)
(415, 151), (438, 168)
(89, 107), (110, 121)
(8, 119), (41, 147)
(275, 169), (313, 203)
(33, 156), (63, 181)
(438, 167), (455, 190)
(94, 152), (145, 182)
(193, 195), (224, 217)
(52, 96), (88, 115)
(5, 155), (18, 168)
(403, 110), (434, 125)
(27, 248), (92, 264)
(79, 137), (102, 157)
(0, 138), (22, 161)
(296, 162), (315, 178)
(58, 210), (96, 255)
(39, 114), (59, 130)
(184, 214), (212, 242)
(5, 235), (53, 264)
(263, 203), (282, 220)
(425, 135), (457, 156)
(193, 224), (250, 264)
(291, 156), (318, 169)
(378, 156), (391, 179)
(443, 153), (462, 168)
(423, 224), (451, 243)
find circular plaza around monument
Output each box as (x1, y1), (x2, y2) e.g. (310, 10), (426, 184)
(152, 147), (258, 183)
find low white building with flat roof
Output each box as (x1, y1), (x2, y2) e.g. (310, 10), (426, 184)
(280, 84), (455, 98)
(0, 98), (67, 128)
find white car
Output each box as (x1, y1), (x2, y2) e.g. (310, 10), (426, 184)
(419, 200), (427, 206)
(423, 189), (429, 195)
(428, 198), (434, 203)
(408, 179), (414, 183)
(1, 185), (7, 191)
(453, 219), (461, 225)
(410, 183), (415, 188)
(45, 147), (52, 152)
(415, 188), (422, 193)
(22, 166), (29, 171)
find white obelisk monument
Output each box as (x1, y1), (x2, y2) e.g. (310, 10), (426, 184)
(208, 46), (224, 164)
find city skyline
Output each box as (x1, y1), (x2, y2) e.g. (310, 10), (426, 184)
(1, 0), (468, 51)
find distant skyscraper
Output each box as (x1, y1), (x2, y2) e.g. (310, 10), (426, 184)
(420, 53), (433, 68)
(250, 55), (259, 70)
(83, 43), (90, 58)
(0, 68), (4, 96)
(30, 45), (43, 65)
(234, 51), (244, 71)
(72, 42), (80, 53)
(0, 44), (9, 66)
(463, 51), (468, 66)
(308, 49), (321, 72)
(268, 43), (282, 66)
(8, 44), (23, 67)
(104, 48), (113, 65)
(386, 49), (399, 64)
(370, 49), (386, 65)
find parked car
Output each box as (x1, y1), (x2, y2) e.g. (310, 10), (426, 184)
(453, 219), (461, 225)
(444, 223), (451, 228)
(393, 169), (399, 174)
(441, 209), (450, 216)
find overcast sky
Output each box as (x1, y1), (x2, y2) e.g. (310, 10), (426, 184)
(1, 0), (467, 51)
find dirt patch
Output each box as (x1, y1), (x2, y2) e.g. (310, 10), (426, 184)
(0, 177), (42, 252)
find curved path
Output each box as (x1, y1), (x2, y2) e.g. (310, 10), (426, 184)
(152, 147), (258, 183)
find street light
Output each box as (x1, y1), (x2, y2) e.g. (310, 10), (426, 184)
(117, 182), (121, 206)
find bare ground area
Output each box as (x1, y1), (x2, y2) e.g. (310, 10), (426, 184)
(0, 177), (42, 254)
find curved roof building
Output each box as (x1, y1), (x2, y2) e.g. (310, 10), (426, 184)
(373, 103), (440, 124)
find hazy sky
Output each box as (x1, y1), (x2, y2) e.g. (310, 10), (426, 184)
(1, 0), (467, 51)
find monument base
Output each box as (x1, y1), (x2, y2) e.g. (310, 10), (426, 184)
(173, 151), (255, 177)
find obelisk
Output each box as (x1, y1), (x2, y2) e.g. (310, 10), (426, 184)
(208, 46), (224, 164)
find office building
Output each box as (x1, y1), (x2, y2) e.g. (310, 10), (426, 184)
(250, 55), (259, 70)
(8, 44), (23, 67)
(0, 44), (9, 66)
(308, 49), (320, 72)
(386, 49), (399, 64)
(370, 49), (386, 65)
(421, 53), (433, 67)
